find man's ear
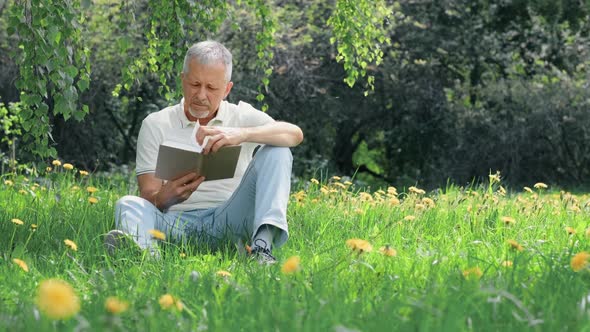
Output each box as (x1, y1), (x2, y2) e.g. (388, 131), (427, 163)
(224, 81), (234, 99)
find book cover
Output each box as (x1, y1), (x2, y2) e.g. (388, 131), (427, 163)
(154, 140), (242, 181)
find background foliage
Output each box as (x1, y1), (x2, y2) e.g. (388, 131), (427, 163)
(1, 0), (590, 189)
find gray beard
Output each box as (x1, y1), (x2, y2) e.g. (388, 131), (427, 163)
(188, 106), (209, 119)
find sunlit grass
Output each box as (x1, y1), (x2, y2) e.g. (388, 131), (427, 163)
(1, 166), (590, 331)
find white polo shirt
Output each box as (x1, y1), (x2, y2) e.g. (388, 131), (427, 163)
(136, 98), (275, 211)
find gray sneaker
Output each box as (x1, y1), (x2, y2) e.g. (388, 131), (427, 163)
(104, 230), (138, 256)
(250, 239), (277, 265)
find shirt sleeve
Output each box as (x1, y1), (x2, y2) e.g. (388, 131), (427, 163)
(135, 116), (162, 175)
(236, 101), (275, 127)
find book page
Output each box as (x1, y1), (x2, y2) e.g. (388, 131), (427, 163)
(191, 121), (212, 152)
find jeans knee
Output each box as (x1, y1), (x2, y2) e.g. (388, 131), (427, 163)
(116, 195), (139, 210)
(114, 195), (147, 226)
(257, 146), (293, 164)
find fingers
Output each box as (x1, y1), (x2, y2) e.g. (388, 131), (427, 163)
(188, 176), (206, 192)
(180, 176), (205, 199)
(172, 172), (199, 186)
(202, 133), (226, 154)
(196, 126), (222, 146)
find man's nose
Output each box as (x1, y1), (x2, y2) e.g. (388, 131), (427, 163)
(195, 86), (207, 99)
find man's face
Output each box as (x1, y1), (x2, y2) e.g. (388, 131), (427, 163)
(181, 59), (233, 120)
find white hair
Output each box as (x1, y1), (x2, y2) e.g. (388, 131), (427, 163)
(182, 41), (233, 82)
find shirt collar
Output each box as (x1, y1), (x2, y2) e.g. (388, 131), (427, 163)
(177, 98), (228, 127)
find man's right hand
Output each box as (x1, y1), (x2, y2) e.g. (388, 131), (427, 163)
(138, 172), (205, 211)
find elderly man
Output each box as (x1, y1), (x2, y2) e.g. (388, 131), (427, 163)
(106, 40), (303, 264)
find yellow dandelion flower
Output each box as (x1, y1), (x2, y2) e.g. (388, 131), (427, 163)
(566, 227), (576, 235)
(86, 186), (98, 193)
(571, 252), (590, 272)
(105, 297), (129, 314)
(63, 163), (74, 170)
(501, 216), (516, 225)
(36, 279), (80, 320)
(88, 197), (99, 204)
(292, 190), (306, 202)
(310, 178), (319, 185)
(18, 189), (27, 195)
(311, 198), (319, 203)
(12, 258), (29, 272)
(387, 186), (398, 195)
(11, 218), (24, 225)
(79, 170), (89, 176)
(159, 294), (182, 311)
(64, 239), (78, 251)
(523, 187), (533, 193)
(179, 252), (186, 258)
(462, 267), (483, 279)
(52, 160), (62, 167)
(359, 192), (373, 201)
(501, 260), (513, 267)
(46, 167), (52, 172)
(409, 186), (426, 195)
(498, 186), (507, 196)
(31, 224), (38, 230)
(333, 182), (346, 189)
(534, 182), (548, 189)
(422, 197), (435, 208)
(175, 299), (184, 311)
(71, 186), (80, 191)
(216, 270), (232, 277)
(414, 59), (427, 65)
(331, 176), (341, 181)
(345, 238), (373, 253)
(507, 239), (524, 252)
(281, 256), (301, 274)
(343, 181), (353, 186)
(159, 294), (174, 309)
(388, 197), (400, 206)
(404, 215), (416, 221)
(320, 187), (329, 195)
(378, 245), (397, 257)
(148, 229), (166, 241)
(415, 203), (427, 211)
(4, 180), (13, 186)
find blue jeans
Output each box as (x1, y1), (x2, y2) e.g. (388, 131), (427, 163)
(114, 146), (292, 251)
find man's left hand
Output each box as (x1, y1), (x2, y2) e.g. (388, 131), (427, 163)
(196, 126), (247, 154)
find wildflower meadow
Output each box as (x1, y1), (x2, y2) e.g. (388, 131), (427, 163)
(1, 164), (590, 331)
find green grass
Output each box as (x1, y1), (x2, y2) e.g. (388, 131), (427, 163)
(1, 166), (590, 331)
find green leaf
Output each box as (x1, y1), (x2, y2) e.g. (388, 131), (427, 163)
(77, 77), (89, 92)
(54, 94), (67, 115)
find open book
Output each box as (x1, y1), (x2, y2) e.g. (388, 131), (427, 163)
(154, 124), (242, 181)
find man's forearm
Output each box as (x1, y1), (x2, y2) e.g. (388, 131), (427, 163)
(242, 122), (303, 147)
(140, 189), (166, 212)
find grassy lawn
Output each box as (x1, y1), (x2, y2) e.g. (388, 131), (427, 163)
(1, 164), (590, 331)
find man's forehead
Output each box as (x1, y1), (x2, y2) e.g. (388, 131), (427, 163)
(185, 61), (227, 82)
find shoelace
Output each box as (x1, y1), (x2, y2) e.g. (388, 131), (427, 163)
(252, 239), (276, 260)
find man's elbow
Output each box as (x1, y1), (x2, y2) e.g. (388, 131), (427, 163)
(292, 126), (304, 146)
